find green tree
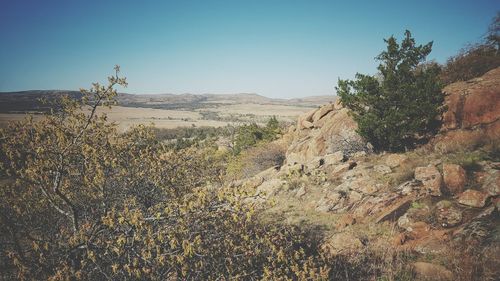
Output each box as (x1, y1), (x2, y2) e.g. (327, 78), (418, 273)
(263, 115), (280, 140)
(336, 30), (443, 152)
(232, 117), (282, 155)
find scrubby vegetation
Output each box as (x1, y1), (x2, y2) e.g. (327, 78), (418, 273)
(0, 68), (330, 280)
(337, 30), (443, 152)
(221, 116), (286, 180)
(231, 116), (281, 155)
(440, 13), (500, 85)
(152, 115), (283, 153)
(153, 126), (230, 150)
(226, 142), (287, 180)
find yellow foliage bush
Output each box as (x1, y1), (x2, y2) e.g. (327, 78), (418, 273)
(0, 68), (330, 280)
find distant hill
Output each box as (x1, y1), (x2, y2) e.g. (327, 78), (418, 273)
(0, 90), (335, 113)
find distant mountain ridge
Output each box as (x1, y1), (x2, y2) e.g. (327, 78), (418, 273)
(0, 90), (335, 113)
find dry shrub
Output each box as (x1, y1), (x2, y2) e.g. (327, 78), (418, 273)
(444, 243), (500, 281)
(322, 242), (415, 280)
(330, 127), (372, 157)
(227, 141), (286, 180)
(440, 44), (500, 85)
(242, 142), (286, 177)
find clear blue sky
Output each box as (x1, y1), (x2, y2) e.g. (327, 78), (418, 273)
(0, 0), (498, 98)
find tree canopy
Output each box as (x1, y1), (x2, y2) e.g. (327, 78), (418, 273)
(336, 30), (443, 152)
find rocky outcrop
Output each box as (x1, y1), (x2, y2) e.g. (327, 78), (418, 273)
(433, 67), (500, 151)
(457, 189), (490, 208)
(229, 71), (499, 276)
(443, 163), (466, 195)
(414, 166), (443, 196)
(286, 103), (364, 164)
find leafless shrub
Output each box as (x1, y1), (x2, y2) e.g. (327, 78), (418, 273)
(330, 127), (372, 157)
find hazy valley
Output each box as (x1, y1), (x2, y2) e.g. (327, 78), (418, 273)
(0, 90), (334, 131)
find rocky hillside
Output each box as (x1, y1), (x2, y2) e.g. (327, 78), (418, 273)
(233, 67), (500, 280)
(433, 67), (500, 152)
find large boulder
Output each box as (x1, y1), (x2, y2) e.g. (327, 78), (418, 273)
(286, 108), (361, 164)
(312, 103), (334, 123)
(323, 151), (347, 166)
(415, 166), (443, 196)
(375, 197), (414, 223)
(296, 108), (317, 130)
(433, 67), (500, 151)
(442, 163), (466, 195)
(457, 189), (490, 208)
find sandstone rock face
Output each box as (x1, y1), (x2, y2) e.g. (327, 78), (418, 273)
(442, 163), (466, 195)
(412, 262), (453, 281)
(286, 106), (361, 164)
(302, 120), (313, 129)
(481, 165), (500, 196)
(297, 108), (317, 130)
(375, 198), (413, 223)
(462, 88), (499, 128)
(329, 162), (355, 179)
(415, 166), (443, 196)
(323, 151), (346, 166)
(312, 103), (334, 123)
(457, 189), (489, 208)
(305, 151), (346, 171)
(433, 67), (500, 151)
